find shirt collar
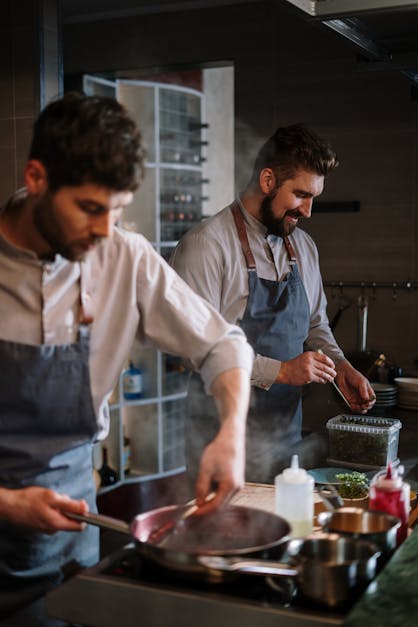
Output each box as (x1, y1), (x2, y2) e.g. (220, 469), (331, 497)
(236, 195), (268, 238)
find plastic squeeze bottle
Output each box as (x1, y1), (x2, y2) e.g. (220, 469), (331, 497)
(369, 463), (410, 545)
(275, 454), (314, 537)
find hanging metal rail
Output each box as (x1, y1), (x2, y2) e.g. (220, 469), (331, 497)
(324, 280), (417, 300)
(324, 280), (417, 290)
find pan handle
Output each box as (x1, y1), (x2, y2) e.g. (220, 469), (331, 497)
(67, 511), (131, 535)
(197, 555), (298, 578)
(317, 484), (345, 510)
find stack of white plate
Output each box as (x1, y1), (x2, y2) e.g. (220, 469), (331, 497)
(394, 377), (418, 410)
(370, 382), (397, 408)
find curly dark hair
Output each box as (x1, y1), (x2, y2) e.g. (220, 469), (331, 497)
(250, 124), (338, 187)
(29, 92), (146, 192)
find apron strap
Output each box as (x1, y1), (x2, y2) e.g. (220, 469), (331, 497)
(231, 201), (297, 270)
(231, 201), (256, 270)
(283, 237), (297, 265)
(79, 262), (94, 326)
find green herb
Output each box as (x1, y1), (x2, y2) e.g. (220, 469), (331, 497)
(335, 471), (369, 499)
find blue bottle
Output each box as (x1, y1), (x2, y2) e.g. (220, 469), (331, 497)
(122, 361), (143, 400)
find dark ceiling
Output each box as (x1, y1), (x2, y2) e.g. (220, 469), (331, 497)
(284, 0), (418, 86)
(61, 0), (418, 87)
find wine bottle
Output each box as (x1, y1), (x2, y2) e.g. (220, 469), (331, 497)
(98, 447), (118, 487)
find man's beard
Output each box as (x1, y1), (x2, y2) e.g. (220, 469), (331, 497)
(260, 194), (300, 237)
(33, 194), (95, 262)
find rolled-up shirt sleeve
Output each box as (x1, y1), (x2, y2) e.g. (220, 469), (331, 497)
(134, 238), (254, 395)
(251, 355), (281, 390)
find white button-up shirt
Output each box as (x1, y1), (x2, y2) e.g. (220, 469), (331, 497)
(0, 200), (254, 438)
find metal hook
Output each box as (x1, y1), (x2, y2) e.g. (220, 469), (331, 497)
(392, 282), (398, 301)
(371, 282), (377, 301)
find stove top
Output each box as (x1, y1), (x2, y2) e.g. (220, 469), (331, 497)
(47, 545), (347, 627)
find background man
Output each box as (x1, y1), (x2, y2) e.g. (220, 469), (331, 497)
(171, 124), (375, 484)
(0, 92), (253, 626)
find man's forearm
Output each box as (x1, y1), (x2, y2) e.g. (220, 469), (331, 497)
(0, 487), (14, 521)
(211, 367), (250, 433)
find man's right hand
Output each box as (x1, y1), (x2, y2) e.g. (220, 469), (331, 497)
(194, 367), (250, 513)
(0, 486), (89, 533)
(276, 350), (336, 386)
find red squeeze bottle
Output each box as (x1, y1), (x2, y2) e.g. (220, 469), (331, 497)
(369, 463), (410, 545)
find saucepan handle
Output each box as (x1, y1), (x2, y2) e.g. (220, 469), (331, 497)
(67, 511), (131, 535)
(197, 555), (298, 578)
(317, 484), (344, 510)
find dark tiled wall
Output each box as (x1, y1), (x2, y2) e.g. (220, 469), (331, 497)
(63, 2), (418, 373)
(0, 0), (61, 202)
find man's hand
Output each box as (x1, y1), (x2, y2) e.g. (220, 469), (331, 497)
(335, 360), (376, 414)
(195, 422), (245, 513)
(276, 351), (337, 386)
(0, 486), (89, 533)
(194, 367), (250, 513)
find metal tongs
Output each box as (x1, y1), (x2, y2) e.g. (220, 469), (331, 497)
(317, 349), (351, 409)
(317, 484), (345, 511)
(148, 491), (216, 545)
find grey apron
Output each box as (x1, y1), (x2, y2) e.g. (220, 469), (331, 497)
(0, 317), (99, 626)
(185, 201), (311, 484)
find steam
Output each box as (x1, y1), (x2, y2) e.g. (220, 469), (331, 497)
(245, 425), (327, 484)
(234, 119), (266, 192)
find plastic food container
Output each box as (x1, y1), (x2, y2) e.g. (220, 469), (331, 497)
(326, 415), (402, 470)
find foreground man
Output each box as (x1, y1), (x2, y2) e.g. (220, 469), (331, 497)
(0, 93), (253, 626)
(171, 124), (375, 484)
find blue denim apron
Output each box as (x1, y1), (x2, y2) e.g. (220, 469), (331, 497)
(0, 318), (99, 626)
(185, 201), (310, 484)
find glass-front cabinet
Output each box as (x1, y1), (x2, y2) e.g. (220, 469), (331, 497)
(84, 75), (207, 487)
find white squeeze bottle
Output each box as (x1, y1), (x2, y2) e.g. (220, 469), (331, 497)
(275, 454), (314, 537)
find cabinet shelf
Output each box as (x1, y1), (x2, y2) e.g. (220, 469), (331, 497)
(85, 76), (205, 488)
(110, 391), (187, 411)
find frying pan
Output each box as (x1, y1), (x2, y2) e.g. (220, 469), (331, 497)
(70, 504), (291, 581)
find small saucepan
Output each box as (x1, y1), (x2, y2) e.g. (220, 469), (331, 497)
(317, 508), (400, 562)
(317, 486), (401, 561)
(69, 503), (291, 582)
(199, 533), (381, 608)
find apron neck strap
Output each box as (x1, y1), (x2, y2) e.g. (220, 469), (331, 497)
(283, 237), (297, 264)
(231, 201), (297, 269)
(231, 201), (256, 270)
(78, 262), (94, 326)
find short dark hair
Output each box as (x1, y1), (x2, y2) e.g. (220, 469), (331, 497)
(29, 92), (146, 192)
(250, 124), (338, 186)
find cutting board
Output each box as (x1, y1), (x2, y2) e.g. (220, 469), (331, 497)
(231, 482), (323, 515)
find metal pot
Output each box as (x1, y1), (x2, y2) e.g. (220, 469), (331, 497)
(70, 504), (291, 582)
(199, 533), (381, 608)
(317, 507), (400, 560)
